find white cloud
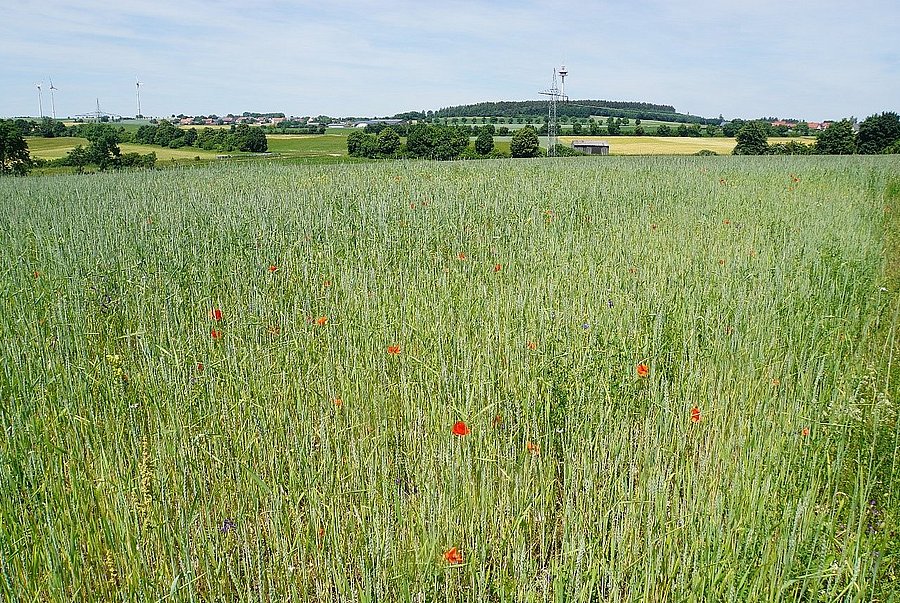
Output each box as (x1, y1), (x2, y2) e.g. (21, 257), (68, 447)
(1, 0), (897, 118)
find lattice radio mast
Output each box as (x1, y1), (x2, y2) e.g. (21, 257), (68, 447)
(539, 65), (568, 157)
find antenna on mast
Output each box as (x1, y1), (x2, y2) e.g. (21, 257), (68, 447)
(558, 64), (568, 101)
(48, 78), (58, 119)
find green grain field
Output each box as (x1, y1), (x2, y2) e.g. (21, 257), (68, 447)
(1, 156), (899, 601)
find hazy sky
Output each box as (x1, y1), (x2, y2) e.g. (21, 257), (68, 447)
(2, 0), (898, 121)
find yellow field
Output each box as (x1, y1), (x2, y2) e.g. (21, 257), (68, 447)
(559, 136), (817, 155)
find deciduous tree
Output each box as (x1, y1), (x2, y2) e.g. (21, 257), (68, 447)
(857, 112), (900, 154)
(376, 128), (401, 156)
(815, 120), (856, 155)
(733, 122), (769, 155)
(475, 127), (494, 155)
(510, 126), (540, 158)
(0, 120), (32, 175)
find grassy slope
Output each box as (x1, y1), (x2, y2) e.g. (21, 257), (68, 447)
(26, 137), (223, 161)
(25, 137), (89, 159)
(265, 134), (350, 158)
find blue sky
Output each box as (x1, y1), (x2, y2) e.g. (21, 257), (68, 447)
(2, 0), (898, 121)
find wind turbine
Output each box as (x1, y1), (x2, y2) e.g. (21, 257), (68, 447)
(48, 78), (58, 119)
(135, 77), (142, 118)
(35, 82), (44, 118)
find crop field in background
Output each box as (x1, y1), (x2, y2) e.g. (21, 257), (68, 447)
(27, 133), (819, 167)
(265, 134), (355, 159)
(1, 156), (899, 601)
(25, 137), (224, 162)
(560, 136), (817, 156)
(25, 137), (90, 159)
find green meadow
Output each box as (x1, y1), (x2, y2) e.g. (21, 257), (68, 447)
(0, 156), (898, 601)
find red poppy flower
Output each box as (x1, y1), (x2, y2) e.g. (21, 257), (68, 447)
(33, 271), (40, 278)
(210, 329), (222, 340)
(527, 341), (537, 351)
(492, 414), (502, 427)
(457, 252), (467, 261)
(451, 421), (470, 436)
(443, 547), (463, 564)
(387, 345), (400, 355)
(636, 363), (649, 378)
(323, 280), (332, 288)
(210, 308), (223, 321)
(723, 219), (731, 225)
(316, 316), (328, 326)
(196, 362), (204, 372)
(801, 427), (810, 437)
(494, 263), (502, 273)
(690, 406), (701, 423)
(268, 265), (278, 272)
(333, 397), (343, 407)
(526, 441), (540, 455)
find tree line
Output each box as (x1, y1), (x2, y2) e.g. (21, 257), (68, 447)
(732, 112), (900, 156)
(16, 117), (270, 153)
(347, 124), (574, 161)
(132, 121), (268, 153)
(401, 100), (718, 125)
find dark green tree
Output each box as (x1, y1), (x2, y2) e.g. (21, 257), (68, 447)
(0, 119), (32, 175)
(80, 124), (121, 169)
(376, 128), (401, 156)
(606, 116), (621, 136)
(347, 130), (375, 157)
(37, 117), (66, 138)
(722, 119), (746, 137)
(65, 145), (90, 173)
(153, 120), (182, 146)
(510, 126), (540, 158)
(475, 127), (494, 155)
(656, 125), (672, 137)
(733, 122), (769, 155)
(231, 124), (268, 152)
(815, 120), (856, 155)
(13, 119), (33, 137)
(405, 125), (468, 160)
(183, 128), (198, 146)
(768, 140), (814, 155)
(857, 112), (900, 154)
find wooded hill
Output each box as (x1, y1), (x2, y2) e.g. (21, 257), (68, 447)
(395, 100), (719, 125)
